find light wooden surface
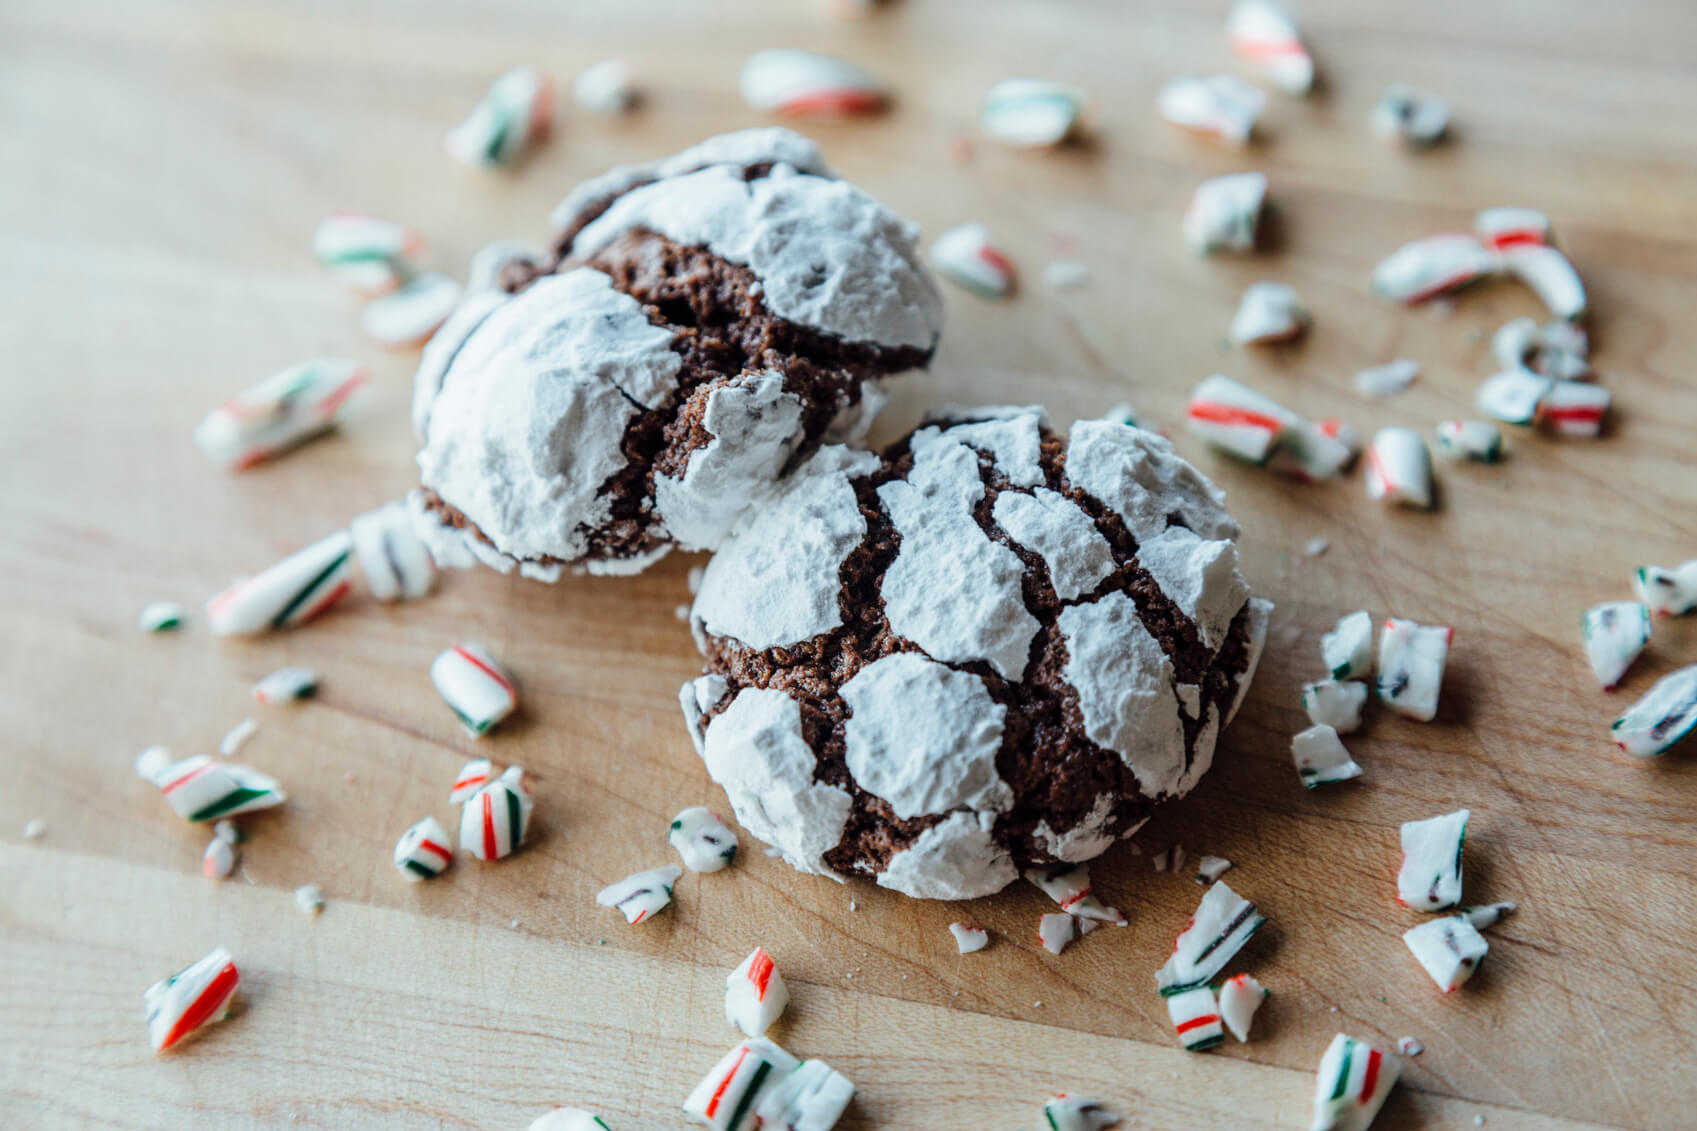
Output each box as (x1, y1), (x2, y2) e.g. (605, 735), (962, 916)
(3, 1), (1696, 1127)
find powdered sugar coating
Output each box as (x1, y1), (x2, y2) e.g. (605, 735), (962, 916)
(876, 811), (1016, 900)
(991, 487), (1115, 600)
(1136, 527), (1251, 651)
(1065, 420), (1238, 541)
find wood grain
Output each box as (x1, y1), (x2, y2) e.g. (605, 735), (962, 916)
(3, 0), (1696, 1127)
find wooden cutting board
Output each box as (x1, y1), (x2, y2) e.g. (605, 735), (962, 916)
(3, 0), (1695, 1126)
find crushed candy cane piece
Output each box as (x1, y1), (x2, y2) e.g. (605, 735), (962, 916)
(1229, 281), (1311, 345)
(1434, 419), (1503, 462)
(1158, 74), (1266, 146)
(1152, 844), (1187, 874)
(1397, 1036), (1423, 1056)
(295, 883), (326, 915)
(1304, 537), (1330, 557)
(350, 498), (435, 601)
(573, 57), (638, 114)
(726, 947), (790, 1038)
(1475, 207), (1551, 252)
(467, 239), (550, 293)
(1042, 1093), (1120, 1130)
(1302, 680), (1368, 734)
(23, 818), (45, 839)
(1184, 171), (1267, 255)
(312, 213), (423, 296)
(394, 816), (454, 881)
(445, 65), (554, 168)
(1370, 83), (1449, 147)
(135, 745), (173, 782)
(1227, 0), (1313, 94)
(145, 946), (239, 1053)
(739, 49), (886, 118)
(930, 223), (1017, 299)
(1025, 864), (1126, 924)
(1501, 244), (1586, 321)
(949, 922), (990, 954)
(1582, 601), (1651, 689)
(1612, 664), (1697, 757)
(1537, 379), (1609, 437)
(1219, 973), (1268, 1042)
(450, 758), (494, 805)
(1291, 724), (1363, 788)
(1365, 427), (1434, 509)
(432, 643), (518, 737)
(1476, 369), (1552, 426)
(528, 1110), (611, 1131)
(1404, 916), (1487, 991)
(670, 807), (739, 873)
(1195, 855), (1233, 884)
(1371, 234), (1496, 305)
(213, 819), (241, 846)
(1038, 912), (1076, 955)
(1267, 416), (1358, 481)
(362, 272), (464, 349)
(1157, 880), (1265, 995)
(1186, 374), (1300, 464)
(1353, 359), (1419, 400)
(1376, 618), (1452, 722)
(597, 865), (682, 925)
(1634, 562), (1697, 616)
(146, 753), (285, 822)
(752, 1058), (855, 1131)
(1043, 260), (1090, 290)
(1398, 808), (1469, 911)
(139, 601), (185, 632)
(194, 359), (367, 473)
(1167, 985), (1225, 1051)
(981, 78), (1085, 148)
(252, 666), (317, 705)
(1322, 610), (1374, 680)
(1492, 317), (1590, 380)
(218, 717), (258, 758)
(683, 1037), (800, 1131)
(461, 766), (534, 860)
(205, 531), (354, 636)
(1460, 902), (1517, 930)
(1310, 1034), (1399, 1131)
(202, 837), (236, 880)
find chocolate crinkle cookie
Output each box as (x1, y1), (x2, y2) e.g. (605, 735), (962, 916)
(409, 128), (944, 579)
(679, 408), (1272, 900)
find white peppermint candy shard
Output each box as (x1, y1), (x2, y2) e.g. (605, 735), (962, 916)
(1353, 359), (1419, 400)
(1434, 419), (1503, 463)
(1038, 912), (1076, 955)
(1184, 171), (1267, 254)
(252, 665), (318, 705)
(460, 766), (534, 861)
(205, 531), (354, 636)
(312, 213), (423, 296)
(1476, 369), (1552, 425)
(1403, 916), (1488, 992)
(1633, 561), (1697, 616)
(294, 883), (325, 914)
(1301, 680), (1368, 733)
(1227, 0), (1314, 95)
(218, 717), (258, 758)
(1537, 379), (1609, 437)
(1310, 1034), (1400, 1131)
(145, 946), (240, 1052)
(1024, 864), (1127, 924)
(670, 807), (739, 872)
(1370, 83), (1449, 147)
(1157, 880), (1265, 995)
(149, 753), (286, 822)
(1376, 618), (1451, 722)
(1502, 244), (1586, 321)
(1158, 74), (1266, 146)
(1321, 610), (1373, 680)
(1371, 234), (1496, 304)
(981, 79), (1085, 147)
(1461, 901), (1517, 930)
(1167, 985), (1224, 1051)
(350, 499), (435, 601)
(1041, 1094), (1121, 1130)
(930, 222), (1017, 299)
(739, 49), (886, 117)
(597, 865), (683, 925)
(1266, 417), (1357, 481)
(445, 65), (554, 168)
(1229, 281), (1310, 344)
(1186, 374), (1300, 464)
(394, 816), (454, 881)
(1194, 855), (1233, 884)
(1218, 973), (1268, 1042)
(725, 947), (789, 1038)
(1613, 664), (1697, 757)
(1364, 427), (1433, 510)
(527, 1110), (611, 1131)
(138, 601), (185, 632)
(449, 758), (493, 805)
(362, 272), (463, 349)
(573, 57), (638, 114)
(1475, 207), (1552, 251)
(1492, 316), (1590, 380)
(683, 1037), (800, 1131)
(1398, 808), (1469, 911)
(202, 837), (235, 881)
(751, 1057), (855, 1131)
(195, 359), (368, 473)
(1582, 601), (1651, 689)
(1291, 724), (1362, 788)
(432, 644), (517, 737)
(949, 922), (990, 954)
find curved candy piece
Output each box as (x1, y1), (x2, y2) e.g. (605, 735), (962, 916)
(726, 947), (789, 1037)
(1227, 0), (1314, 95)
(670, 807), (739, 872)
(139, 601), (185, 632)
(1492, 316), (1589, 380)
(395, 816), (454, 881)
(1038, 912), (1076, 955)
(1398, 808), (1469, 911)
(597, 865), (682, 924)
(949, 922), (990, 953)
(683, 1037), (800, 1131)
(1475, 207), (1552, 251)
(1158, 74), (1266, 146)
(1218, 973), (1267, 1042)
(449, 758), (494, 804)
(148, 753), (286, 822)
(1042, 1093), (1120, 1130)
(1582, 601), (1651, 689)
(1371, 234), (1496, 304)
(574, 57), (638, 114)
(1633, 561), (1697, 616)
(1370, 83), (1449, 147)
(1476, 369), (1551, 426)
(1353, 359), (1419, 400)
(1537, 379), (1609, 437)
(351, 499), (436, 601)
(1024, 863), (1127, 924)
(1301, 679), (1368, 733)
(1166, 985), (1224, 1051)
(1612, 664), (1697, 757)
(1184, 171), (1267, 254)
(1157, 880), (1265, 995)
(1502, 244), (1586, 321)
(362, 272), (464, 349)
(1186, 374), (1300, 464)
(252, 666), (318, 705)
(752, 1059), (856, 1131)
(1309, 1034), (1399, 1131)
(739, 49), (886, 117)
(459, 766), (533, 861)
(1376, 618), (1451, 721)
(1321, 610), (1373, 680)
(145, 946), (239, 1052)
(1291, 724), (1362, 788)
(1364, 428), (1433, 510)
(1403, 916), (1487, 991)
(1434, 419), (1502, 463)
(312, 213), (423, 296)
(445, 65), (554, 168)
(930, 223), (1017, 299)
(1229, 282), (1310, 344)
(206, 531), (354, 636)
(432, 644), (518, 737)
(981, 79), (1085, 148)
(194, 359), (368, 473)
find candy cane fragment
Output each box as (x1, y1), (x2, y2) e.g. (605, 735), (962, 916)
(1398, 808), (1469, 911)
(1194, 855), (1232, 884)
(1434, 419), (1503, 463)
(1396, 1036), (1424, 1056)
(1474, 207), (1552, 251)
(1186, 374), (1300, 464)
(362, 272), (464, 349)
(1633, 561), (1697, 616)
(1371, 234), (1496, 305)
(1460, 901), (1517, 930)
(1582, 601), (1651, 690)
(218, 717), (258, 758)
(1321, 610), (1373, 680)
(739, 49), (887, 118)
(1266, 416), (1358, 481)
(1291, 724), (1363, 788)
(1157, 74), (1266, 147)
(574, 57), (639, 114)
(431, 643), (518, 737)
(139, 601), (185, 633)
(1166, 985), (1225, 1051)
(1042, 1093), (1120, 1130)
(146, 753), (286, 822)
(949, 922), (990, 954)
(445, 65), (554, 168)
(205, 531), (354, 636)
(1376, 618), (1451, 722)
(1492, 316), (1590, 380)
(683, 1037), (800, 1131)
(1501, 244), (1586, 321)
(248, 666), (316, 707)
(1302, 679), (1368, 733)
(1364, 428), (1433, 510)
(1037, 912), (1076, 955)
(1227, 0), (1314, 94)
(1537, 379), (1609, 437)
(1024, 863), (1127, 925)
(752, 1058), (856, 1131)
(1309, 1034), (1400, 1131)
(203, 837), (236, 880)
(194, 359), (368, 472)
(1156, 880), (1266, 995)
(1184, 172), (1267, 255)
(528, 1109), (611, 1131)
(981, 79), (1085, 148)
(394, 816), (454, 881)
(144, 946), (239, 1053)
(597, 865), (683, 925)
(1370, 83), (1449, 147)
(929, 223), (1017, 299)
(350, 498), (436, 601)
(294, 883), (326, 915)
(670, 806), (739, 872)
(1475, 370), (1551, 426)
(1218, 973), (1268, 1042)
(460, 765), (534, 860)
(449, 758), (494, 805)
(1353, 359), (1419, 400)
(1612, 664), (1697, 757)
(1403, 916), (1487, 992)
(725, 947), (790, 1037)
(1228, 282), (1311, 345)
(312, 212), (423, 296)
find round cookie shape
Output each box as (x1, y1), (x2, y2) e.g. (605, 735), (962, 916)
(682, 409), (1272, 900)
(412, 129), (944, 577)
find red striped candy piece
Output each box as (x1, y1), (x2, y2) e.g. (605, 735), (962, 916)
(1024, 863), (1126, 925)
(1474, 207), (1552, 251)
(148, 753), (286, 823)
(431, 644), (518, 738)
(205, 531), (354, 636)
(194, 359), (368, 473)
(1166, 985), (1224, 1051)
(725, 946), (790, 1038)
(595, 865), (682, 925)
(929, 222), (1017, 299)
(1227, 0), (1314, 95)
(1364, 427), (1433, 510)
(1310, 1034), (1400, 1130)
(202, 837), (236, 881)
(445, 65), (554, 169)
(1536, 379), (1609, 437)
(449, 758), (494, 805)
(458, 766), (533, 861)
(739, 49), (887, 118)
(144, 947), (240, 1052)
(394, 816), (454, 881)
(683, 1037), (800, 1131)
(1186, 374), (1300, 464)
(1370, 234), (1496, 305)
